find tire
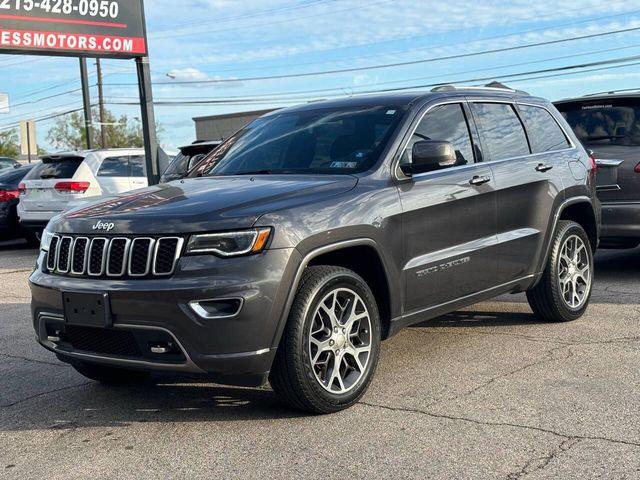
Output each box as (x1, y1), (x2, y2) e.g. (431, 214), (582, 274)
(72, 362), (149, 384)
(269, 266), (381, 414)
(527, 220), (594, 322)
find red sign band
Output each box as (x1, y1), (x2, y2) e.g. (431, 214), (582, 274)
(0, 28), (146, 55)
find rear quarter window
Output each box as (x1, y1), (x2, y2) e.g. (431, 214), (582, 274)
(24, 159), (82, 180)
(519, 105), (570, 153)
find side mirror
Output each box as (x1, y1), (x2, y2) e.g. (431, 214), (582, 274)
(401, 140), (457, 175)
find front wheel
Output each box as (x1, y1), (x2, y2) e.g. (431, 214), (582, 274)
(527, 220), (594, 322)
(269, 266), (381, 414)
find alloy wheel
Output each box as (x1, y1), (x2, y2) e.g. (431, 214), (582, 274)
(557, 234), (592, 309)
(308, 288), (372, 394)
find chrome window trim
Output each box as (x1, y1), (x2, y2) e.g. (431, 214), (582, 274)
(87, 237), (108, 277)
(106, 237), (132, 277)
(127, 237), (156, 277)
(70, 237), (90, 275)
(56, 236), (74, 274)
(152, 237), (184, 276)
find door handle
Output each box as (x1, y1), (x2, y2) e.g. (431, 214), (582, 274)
(469, 175), (491, 186)
(535, 163), (554, 173)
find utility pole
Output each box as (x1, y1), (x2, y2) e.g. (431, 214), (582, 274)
(96, 58), (107, 149)
(79, 58), (93, 150)
(136, 56), (160, 186)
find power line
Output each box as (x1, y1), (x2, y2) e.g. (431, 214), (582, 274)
(151, 0), (330, 35)
(158, 7), (640, 75)
(102, 56), (640, 108)
(159, 0), (396, 40)
(105, 42), (640, 103)
(118, 25), (640, 86)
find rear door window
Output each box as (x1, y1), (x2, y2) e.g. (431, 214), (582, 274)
(25, 158), (82, 180)
(97, 156), (129, 177)
(519, 105), (570, 153)
(472, 103), (530, 161)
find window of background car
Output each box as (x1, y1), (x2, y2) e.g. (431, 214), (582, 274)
(519, 105), (570, 153)
(558, 101), (640, 146)
(473, 103), (530, 161)
(401, 103), (474, 168)
(195, 105), (406, 176)
(24, 158), (83, 180)
(97, 156), (129, 177)
(129, 155), (146, 177)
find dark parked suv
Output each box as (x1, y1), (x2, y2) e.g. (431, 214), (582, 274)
(555, 92), (640, 248)
(30, 86), (599, 413)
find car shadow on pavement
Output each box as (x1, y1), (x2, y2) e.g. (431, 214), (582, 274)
(411, 310), (545, 329)
(1, 374), (308, 432)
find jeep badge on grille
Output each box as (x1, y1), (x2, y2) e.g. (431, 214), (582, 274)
(92, 220), (115, 232)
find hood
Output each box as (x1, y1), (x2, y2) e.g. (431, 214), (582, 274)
(54, 175), (358, 235)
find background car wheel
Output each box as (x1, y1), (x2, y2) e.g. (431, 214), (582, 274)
(527, 220), (594, 322)
(269, 266), (381, 414)
(72, 362), (149, 384)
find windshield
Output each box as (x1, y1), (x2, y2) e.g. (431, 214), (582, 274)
(191, 105), (406, 177)
(558, 100), (640, 146)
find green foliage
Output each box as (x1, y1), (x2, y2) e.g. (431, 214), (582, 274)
(46, 107), (157, 151)
(0, 129), (19, 158)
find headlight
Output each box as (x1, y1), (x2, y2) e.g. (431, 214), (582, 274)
(40, 227), (55, 252)
(185, 228), (271, 257)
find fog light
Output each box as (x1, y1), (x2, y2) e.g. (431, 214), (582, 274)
(149, 342), (173, 354)
(189, 298), (243, 319)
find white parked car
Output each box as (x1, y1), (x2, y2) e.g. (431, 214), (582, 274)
(18, 148), (147, 237)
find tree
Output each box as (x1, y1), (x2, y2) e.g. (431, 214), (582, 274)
(46, 107), (158, 151)
(0, 129), (19, 158)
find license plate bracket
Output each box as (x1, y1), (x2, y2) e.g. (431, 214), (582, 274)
(63, 292), (112, 327)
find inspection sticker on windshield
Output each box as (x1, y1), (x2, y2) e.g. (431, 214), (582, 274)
(330, 161), (358, 169)
(386, 110), (397, 115)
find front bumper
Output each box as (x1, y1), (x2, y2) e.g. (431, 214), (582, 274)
(600, 201), (640, 245)
(29, 247), (301, 386)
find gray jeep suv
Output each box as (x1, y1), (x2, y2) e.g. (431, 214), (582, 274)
(30, 86), (600, 413)
(555, 92), (640, 249)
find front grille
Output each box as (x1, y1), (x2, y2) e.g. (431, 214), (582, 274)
(65, 325), (143, 357)
(47, 234), (183, 279)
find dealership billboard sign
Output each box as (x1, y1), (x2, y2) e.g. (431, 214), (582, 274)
(0, 0), (147, 58)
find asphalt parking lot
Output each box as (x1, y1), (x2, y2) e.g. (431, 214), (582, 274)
(0, 240), (639, 479)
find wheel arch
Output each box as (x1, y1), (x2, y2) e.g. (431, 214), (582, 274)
(558, 198), (599, 253)
(272, 239), (396, 350)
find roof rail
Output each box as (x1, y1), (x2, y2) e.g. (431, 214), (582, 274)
(582, 88), (640, 97)
(430, 84), (529, 95)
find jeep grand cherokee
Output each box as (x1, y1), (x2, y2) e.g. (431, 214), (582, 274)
(30, 86), (600, 413)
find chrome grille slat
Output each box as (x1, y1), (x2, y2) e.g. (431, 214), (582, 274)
(46, 234), (182, 279)
(88, 238), (108, 276)
(128, 238), (155, 277)
(71, 237), (89, 275)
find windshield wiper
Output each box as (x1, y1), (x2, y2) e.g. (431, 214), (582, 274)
(231, 169), (309, 176)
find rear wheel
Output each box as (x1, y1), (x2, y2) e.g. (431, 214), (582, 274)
(269, 266), (381, 414)
(72, 362), (149, 384)
(527, 220), (594, 322)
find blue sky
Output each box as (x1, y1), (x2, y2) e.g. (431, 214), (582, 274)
(1, 0), (640, 152)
